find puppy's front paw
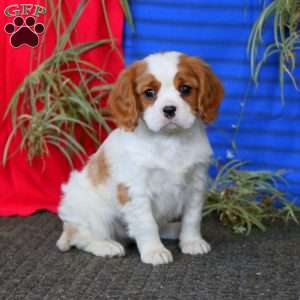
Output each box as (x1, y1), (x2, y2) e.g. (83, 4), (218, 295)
(180, 238), (211, 255)
(141, 246), (173, 265)
(85, 240), (125, 257)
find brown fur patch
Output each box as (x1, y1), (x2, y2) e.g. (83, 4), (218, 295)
(108, 61), (148, 131)
(117, 183), (130, 205)
(174, 66), (199, 116)
(176, 54), (224, 123)
(64, 223), (77, 243)
(108, 61), (162, 131)
(87, 151), (110, 186)
(136, 73), (161, 110)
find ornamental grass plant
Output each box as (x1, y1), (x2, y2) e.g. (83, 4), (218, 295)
(3, 0), (133, 167)
(204, 160), (300, 234)
(248, 0), (300, 100)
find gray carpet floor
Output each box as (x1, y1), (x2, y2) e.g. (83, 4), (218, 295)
(0, 212), (299, 300)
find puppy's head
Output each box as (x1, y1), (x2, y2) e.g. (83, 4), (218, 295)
(109, 52), (224, 132)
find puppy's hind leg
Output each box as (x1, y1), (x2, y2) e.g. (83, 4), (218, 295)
(160, 222), (181, 240)
(56, 222), (125, 257)
(56, 222), (77, 252)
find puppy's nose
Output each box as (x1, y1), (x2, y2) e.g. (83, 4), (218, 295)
(163, 105), (177, 119)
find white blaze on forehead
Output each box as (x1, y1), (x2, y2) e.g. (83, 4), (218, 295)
(144, 52), (181, 85)
(142, 51), (196, 133)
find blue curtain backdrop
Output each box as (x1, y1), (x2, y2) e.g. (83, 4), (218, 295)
(123, 0), (300, 205)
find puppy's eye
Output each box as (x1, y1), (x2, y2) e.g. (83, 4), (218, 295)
(143, 89), (157, 99)
(179, 85), (192, 96)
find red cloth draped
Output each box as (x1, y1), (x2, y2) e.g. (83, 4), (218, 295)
(0, 0), (124, 216)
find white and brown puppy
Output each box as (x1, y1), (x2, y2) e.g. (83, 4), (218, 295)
(57, 52), (224, 265)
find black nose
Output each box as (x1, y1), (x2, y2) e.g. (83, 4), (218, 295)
(163, 105), (177, 119)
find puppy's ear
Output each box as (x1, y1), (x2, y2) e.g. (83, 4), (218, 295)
(108, 62), (145, 131)
(198, 62), (224, 123)
(183, 56), (224, 123)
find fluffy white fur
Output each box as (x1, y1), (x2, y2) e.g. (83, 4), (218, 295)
(57, 52), (221, 265)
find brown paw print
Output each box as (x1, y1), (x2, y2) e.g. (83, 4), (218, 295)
(4, 16), (44, 48)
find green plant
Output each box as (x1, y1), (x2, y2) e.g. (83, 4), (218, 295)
(248, 0), (300, 101)
(3, 0), (132, 167)
(120, 0), (134, 30)
(204, 160), (300, 235)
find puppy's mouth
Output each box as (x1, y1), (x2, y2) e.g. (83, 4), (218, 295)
(142, 114), (193, 133)
(161, 115), (196, 132)
(163, 122), (179, 130)
(160, 119), (184, 132)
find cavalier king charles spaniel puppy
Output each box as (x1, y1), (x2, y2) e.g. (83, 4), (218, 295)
(57, 51), (224, 265)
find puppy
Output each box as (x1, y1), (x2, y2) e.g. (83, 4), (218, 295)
(56, 52), (224, 265)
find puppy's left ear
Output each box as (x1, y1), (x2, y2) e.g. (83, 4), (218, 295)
(198, 63), (224, 123)
(184, 56), (224, 123)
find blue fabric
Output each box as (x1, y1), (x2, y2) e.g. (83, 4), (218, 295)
(123, 0), (300, 204)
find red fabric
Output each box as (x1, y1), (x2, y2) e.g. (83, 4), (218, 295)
(0, 0), (124, 216)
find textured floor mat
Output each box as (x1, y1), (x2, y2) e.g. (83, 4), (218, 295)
(0, 212), (299, 300)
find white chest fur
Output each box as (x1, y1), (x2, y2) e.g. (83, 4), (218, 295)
(146, 167), (187, 222)
(104, 119), (212, 223)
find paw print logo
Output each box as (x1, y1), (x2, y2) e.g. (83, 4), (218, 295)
(4, 16), (44, 48)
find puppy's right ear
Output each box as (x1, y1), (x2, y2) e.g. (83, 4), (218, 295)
(108, 62), (145, 131)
